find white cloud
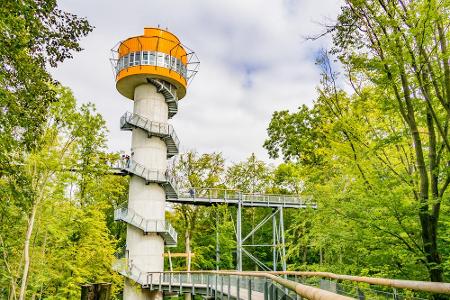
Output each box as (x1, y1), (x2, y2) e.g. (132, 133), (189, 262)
(51, 0), (342, 163)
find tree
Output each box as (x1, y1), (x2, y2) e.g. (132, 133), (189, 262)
(0, 3), (93, 297)
(170, 151), (225, 271)
(225, 154), (275, 270)
(0, 0), (92, 171)
(272, 163), (304, 195)
(226, 153), (272, 193)
(0, 87), (123, 299)
(329, 0), (450, 283)
(264, 47), (449, 288)
(264, 105), (325, 164)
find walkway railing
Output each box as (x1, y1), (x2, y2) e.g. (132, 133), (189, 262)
(148, 78), (178, 118)
(120, 112), (180, 157)
(112, 158), (178, 198)
(113, 261), (450, 300)
(114, 206), (177, 246)
(269, 271), (450, 297)
(172, 187), (316, 208)
(113, 260), (354, 300)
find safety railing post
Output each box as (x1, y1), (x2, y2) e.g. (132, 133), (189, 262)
(159, 272), (162, 291)
(149, 273), (153, 290)
(220, 274), (224, 300)
(179, 273), (182, 294)
(168, 272), (172, 292)
(215, 274), (218, 300)
(227, 275), (231, 300)
(264, 279), (269, 300)
(206, 274), (210, 297)
(236, 276), (240, 300)
(393, 288), (398, 300)
(248, 277), (252, 300)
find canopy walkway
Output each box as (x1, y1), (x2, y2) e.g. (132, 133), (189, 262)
(111, 158), (316, 272)
(113, 259), (450, 300)
(167, 187), (316, 209)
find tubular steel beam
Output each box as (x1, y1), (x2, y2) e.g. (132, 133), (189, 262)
(279, 207), (286, 272)
(272, 209), (277, 272)
(268, 271), (450, 295)
(237, 198), (242, 271)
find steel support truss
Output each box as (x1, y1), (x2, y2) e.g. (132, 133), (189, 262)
(234, 199), (287, 272)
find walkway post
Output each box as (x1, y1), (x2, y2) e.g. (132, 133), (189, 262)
(237, 193), (242, 271)
(280, 207), (286, 272)
(216, 207), (220, 271)
(272, 209), (277, 271)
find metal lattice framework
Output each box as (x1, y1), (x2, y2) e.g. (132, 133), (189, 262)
(165, 187), (315, 272)
(111, 160), (317, 273)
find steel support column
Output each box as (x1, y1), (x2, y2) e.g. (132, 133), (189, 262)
(272, 209), (277, 272)
(237, 197), (242, 271)
(216, 207), (220, 271)
(280, 207), (286, 272)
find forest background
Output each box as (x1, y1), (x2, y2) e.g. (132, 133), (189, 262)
(1, 0), (449, 299)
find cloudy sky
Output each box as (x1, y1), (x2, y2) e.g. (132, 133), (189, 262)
(51, 0), (342, 164)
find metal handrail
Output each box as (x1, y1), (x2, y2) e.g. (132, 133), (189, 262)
(114, 50), (188, 79)
(121, 112), (180, 148)
(115, 159), (178, 192)
(114, 264), (450, 298)
(268, 271), (450, 295)
(114, 206), (178, 244)
(149, 78), (178, 101)
(113, 265), (354, 300)
(178, 187), (316, 207)
(137, 269), (450, 297)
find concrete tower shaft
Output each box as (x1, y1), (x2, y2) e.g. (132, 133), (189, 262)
(123, 85), (166, 300)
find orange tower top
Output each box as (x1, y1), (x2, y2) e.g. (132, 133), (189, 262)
(112, 28), (198, 100)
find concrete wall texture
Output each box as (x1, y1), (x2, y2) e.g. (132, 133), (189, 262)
(124, 83), (167, 300)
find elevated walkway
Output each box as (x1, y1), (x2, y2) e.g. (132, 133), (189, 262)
(167, 188), (316, 209)
(114, 206), (177, 246)
(120, 111), (180, 158)
(112, 262), (450, 300)
(112, 261), (355, 300)
(147, 78), (178, 118)
(112, 159), (178, 198)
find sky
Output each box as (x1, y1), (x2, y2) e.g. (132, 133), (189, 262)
(51, 0), (342, 164)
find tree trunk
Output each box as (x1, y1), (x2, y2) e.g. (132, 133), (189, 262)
(18, 199), (39, 300)
(80, 283), (111, 300)
(303, 247), (307, 264)
(185, 230), (191, 272)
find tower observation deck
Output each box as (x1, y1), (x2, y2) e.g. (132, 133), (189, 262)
(111, 27), (199, 300)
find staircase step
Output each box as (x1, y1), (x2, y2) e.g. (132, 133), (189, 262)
(115, 207), (177, 246)
(120, 112), (180, 158)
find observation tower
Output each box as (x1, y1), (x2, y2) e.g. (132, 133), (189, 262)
(111, 27), (198, 300)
